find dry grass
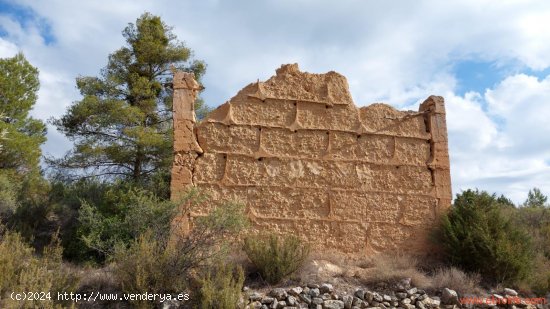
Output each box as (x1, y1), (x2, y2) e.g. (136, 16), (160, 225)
(355, 253), (432, 289)
(430, 267), (482, 295)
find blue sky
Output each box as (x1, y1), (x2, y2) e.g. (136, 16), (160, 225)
(1, 0), (549, 203)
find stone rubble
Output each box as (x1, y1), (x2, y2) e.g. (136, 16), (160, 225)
(243, 284), (548, 309)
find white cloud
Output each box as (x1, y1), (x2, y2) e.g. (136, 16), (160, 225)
(448, 74), (550, 203)
(1, 0), (550, 202)
(0, 37), (18, 57)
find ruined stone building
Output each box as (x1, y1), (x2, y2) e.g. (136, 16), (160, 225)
(170, 64), (451, 255)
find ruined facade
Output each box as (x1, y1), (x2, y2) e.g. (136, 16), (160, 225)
(171, 64), (451, 255)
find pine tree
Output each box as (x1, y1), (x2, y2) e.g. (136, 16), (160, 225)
(0, 53), (46, 174)
(50, 13), (207, 189)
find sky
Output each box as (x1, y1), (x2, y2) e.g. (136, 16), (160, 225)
(0, 0), (549, 203)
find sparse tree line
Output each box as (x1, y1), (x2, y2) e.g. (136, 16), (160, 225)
(1, 12), (549, 309)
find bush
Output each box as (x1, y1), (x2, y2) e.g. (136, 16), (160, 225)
(513, 201), (550, 294)
(431, 267), (481, 295)
(243, 233), (310, 284)
(198, 262), (244, 309)
(112, 190), (248, 308)
(79, 187), (178, 257)
(0, 229), (78, 308)
(438, 189), (533, 285)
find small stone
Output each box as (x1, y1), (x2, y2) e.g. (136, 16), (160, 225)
(332, 294), (340, 300)
(250, 292), (263, 301)
(312, 297), (324, 305)
(353, 297), (363, 307)
(251, 301), (262, 309)
(324, 300), (345, 309)
(343, 295), (353, 309)
(286, 295), (297, 306)
(383, 295), (392, 302)
(289, 287), (303, 296)
(504, 288), (519, 297)
(416, 301), (426, 309)
(276, 301), (287, 309)
(406, 288), (417, 296)
(321, 283), (334, 294)
(417, 294), (427, 301)
(308, 283), (320, 289)
(395, 293), (407, 299)
(441, 288), (459, 305)
(262, 297), (275, 304)
(382, 301), (390, 307)
(270, 288), (288, 300)
(400, 298), (411, 305)
(417, 289), (426, 295)
(303, 287), (310, 294)
(299, 293), (311, 304)
(243, 286), (250, 292)
(310, 288), (321, 297)
(355, 289), (365, 300)
(373, 293), (383, 303)
(364, 291), (374, 302)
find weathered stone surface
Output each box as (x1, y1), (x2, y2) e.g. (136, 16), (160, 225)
(171, 64), (452, 256)
(196, 122), (259, 155)
(262, 128), (328, 159)
(247, 187), (329, 219)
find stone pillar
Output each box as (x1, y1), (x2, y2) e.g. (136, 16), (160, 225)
(420, 96), (452, 213)
(171, 71), (202, 234)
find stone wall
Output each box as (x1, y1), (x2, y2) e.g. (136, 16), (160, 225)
(171, 64), (452, 255)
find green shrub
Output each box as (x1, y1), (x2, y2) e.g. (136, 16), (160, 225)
(198, 263), (244, 309)
(112, 190), (248, 308)
(244, 233), (310, 284)
(513, 193), (550, 294)
(0, 229), (78, 308)
(112, 232), (184, 309)
(78, 186), (178, 258)
(438, 189), (533, 285)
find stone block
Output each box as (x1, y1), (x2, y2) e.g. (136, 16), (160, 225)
(197, 122), (259, 155)
(263, 128), (328, 159)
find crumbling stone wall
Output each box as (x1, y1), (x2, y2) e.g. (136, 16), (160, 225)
(171, 64), (451, 255)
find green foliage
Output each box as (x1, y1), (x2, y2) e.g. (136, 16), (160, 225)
(0, 173), (19, 218)
(112, 189), (248, 308)
(512, 192), (550, 294)
(198, 262), (244, 309)
(50, 12), (207, 189)
(244, 233), (310, 284)
(0, 53), (48, 227)
(0, 229), (78, 308)
(523, 187), (548, 208)
(438, 189), (533, 284)
(0, 53), (46, 174)
(78, 187), (178, 257)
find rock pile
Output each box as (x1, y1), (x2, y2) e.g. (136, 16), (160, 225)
(243, 283), (547, 309)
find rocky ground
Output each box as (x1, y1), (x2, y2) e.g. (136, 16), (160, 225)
(242, 280), (549, 309)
